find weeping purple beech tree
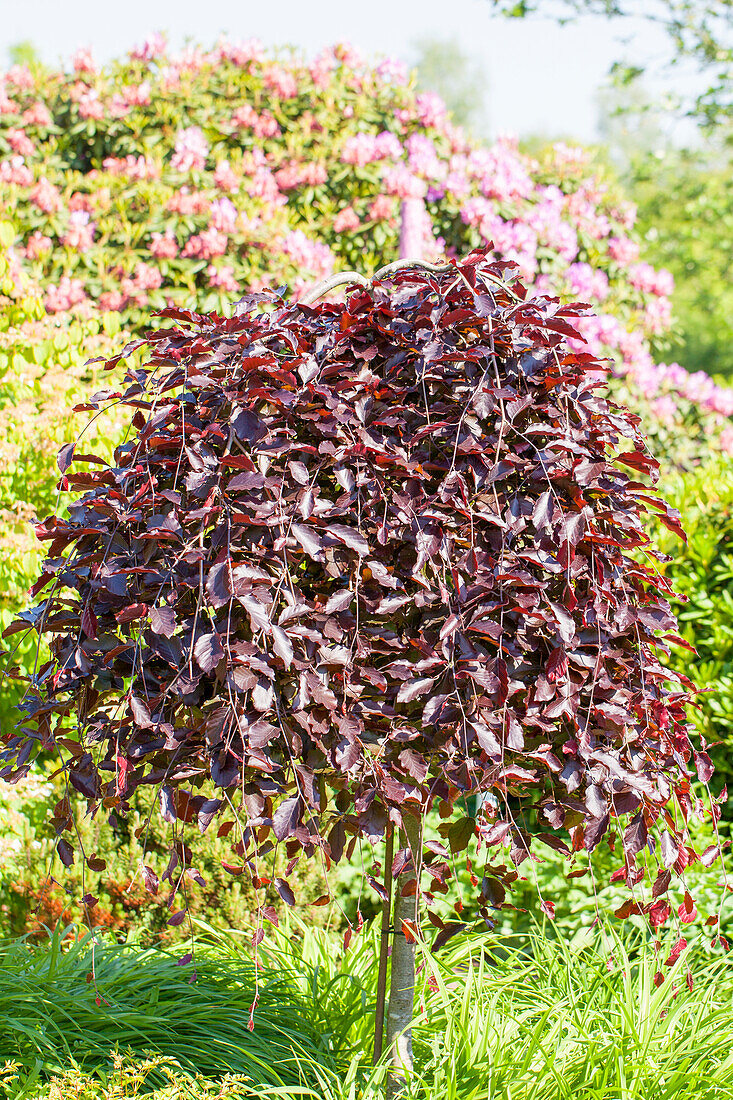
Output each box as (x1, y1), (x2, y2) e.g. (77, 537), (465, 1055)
(2, 250), (719, 1088)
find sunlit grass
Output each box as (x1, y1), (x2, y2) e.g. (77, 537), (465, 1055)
(1, 921), (732, 1099)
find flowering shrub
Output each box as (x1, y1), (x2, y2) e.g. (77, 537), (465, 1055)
(0, 39), (731, 453)
(0, 222), (128, 732)
(3, 255), (718, 957)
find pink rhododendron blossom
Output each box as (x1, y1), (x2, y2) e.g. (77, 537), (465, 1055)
(22, 102), (52, 127)
(720, 426), (733, 456)
(122, 82), (152, 107)
(262, 65), (298, 99)
(78, 91), (105, 121)
(107, 95), (132, 120)
(133, 262), (163, 290)
(650, 395), (677, 426)
(171, 127), (209, 173)
(309, 51), (336, 89)
(406, 133), (445, 181)
(5, 65), (34, 89)
(375, 57), (409, 86)
(149, 231), (178, 259)
(573, 313), (622, 356)
(232, 105), (281, 138)
(382, 164), (426, 200)
(460, 196), (494, 228)
(367, 195), (395, 222)
(207, 264), (239, 293)
(567, 190), (611, 240)
(399, 197), (435, 259)
(643, 295), (672, 334)
(232, 104), (257, 129)
(102, 155), (159, 181)
(213, 160), (238, 192)
(275, 161), (327, 190)
(468, 139), (533, 203)
(281, 229), (334, 278)
(333, 206), (360, 233)
(62, 210), (95, 252)
(158, 67), (182, 94)
(247, 166), (283, 206)
(30, 177), (62, 214)
(414, 91), (448, 130)
(6, 129), (34, 157)
(182, 228), (228, 259)
(24, 230), (53, 259)
(341, 133), (377, 167)
(175, 45), (208, 73)
(219, 38), (265, 67)
(0, 157), (33, 186)
(566, 262), (609, 301)
(629, 261), (674, 297)
(0, 88), (19, 115)
(72, 47), (96, 74)
(341, 130), (402, 166)
(130, 34), (167, 62)
(209, 197), (238, 232)
(333, 42), (364, 68)
(166, 189), (210, 215)
(608, 236), (640, 266)
(45, 276), (87, 312)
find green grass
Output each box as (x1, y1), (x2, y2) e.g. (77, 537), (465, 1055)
(1, 921), (732, 1099)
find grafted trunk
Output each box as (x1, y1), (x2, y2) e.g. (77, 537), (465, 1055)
(385, 814), (422, 1097)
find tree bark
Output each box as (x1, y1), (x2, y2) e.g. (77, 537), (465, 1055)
(385, 813), (422, 1097)
(372, 823), (394, 1064)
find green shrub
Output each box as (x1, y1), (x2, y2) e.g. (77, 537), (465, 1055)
(653, 456), (733, 809)
(3, 921), (733, 1100)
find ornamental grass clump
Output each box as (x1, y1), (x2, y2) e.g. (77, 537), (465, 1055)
(1, 251), (721, 1082)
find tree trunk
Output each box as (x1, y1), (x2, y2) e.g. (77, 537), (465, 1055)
(385, 813), (422, 1097)
(372, 823), (394, 1064)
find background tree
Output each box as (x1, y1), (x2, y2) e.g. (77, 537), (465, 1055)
(412, 37), (490, 136)
(486, 0), (733, 128)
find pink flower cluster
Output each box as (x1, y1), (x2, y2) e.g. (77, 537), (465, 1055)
(566, 262), (610, 302)
(30, 177), (62, 214)
(213, 160), (238, 192)
(608, 236), (640, 266)
(207, 264), (239, 293)
(333, 206), (360, 233)
(149, 231), (178, 260)
(382, 164), (426, 201)
(102, 155), (160, 181)
(209, 197), (238, 233)
(274, 161), (328, 190)
(341, 130), (403, 167)
(45, 275), (87, 312)
(167, 189), (211, 216)
(22, 102), (52, 127)
(466, 138), (533, 203)
(262, 64), (299, 100)
(182, 228), (228, 259)
(232, 105), (280, 139)
(61, 210), (95, 252)
(24, 230), (52, 259)
(281, 229), (334, 279)
(6, 128), (34, 157)
(171, 127), (209, 174)
(0, 157), (33, 186)
(628, 261), (674, 297)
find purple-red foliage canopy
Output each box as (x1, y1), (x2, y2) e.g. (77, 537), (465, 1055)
(2, 252), (712, 929)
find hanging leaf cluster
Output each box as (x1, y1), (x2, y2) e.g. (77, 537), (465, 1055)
(1, 251), (719, 938)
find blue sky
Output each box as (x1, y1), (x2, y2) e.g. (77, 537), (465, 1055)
(0, 0), (672, 142)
